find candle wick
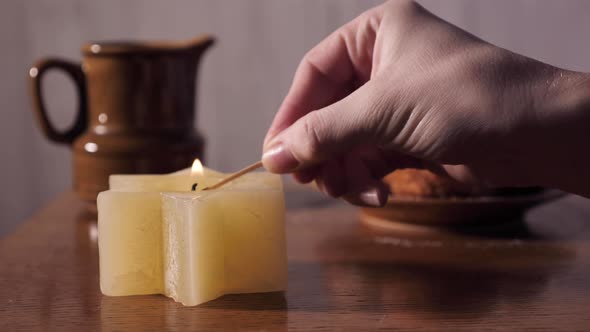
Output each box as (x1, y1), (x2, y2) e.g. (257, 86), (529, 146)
(191, 183), (198, 191)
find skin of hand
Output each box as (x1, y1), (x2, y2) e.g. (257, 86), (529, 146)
(262, 0), (590, 206)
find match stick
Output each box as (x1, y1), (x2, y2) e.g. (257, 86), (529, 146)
(202, 161), (264, 190)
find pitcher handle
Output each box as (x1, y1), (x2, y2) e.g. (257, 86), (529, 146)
(29, 58), (87, 145)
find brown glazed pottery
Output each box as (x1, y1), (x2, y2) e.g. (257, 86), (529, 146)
(29, 36), (214, 202)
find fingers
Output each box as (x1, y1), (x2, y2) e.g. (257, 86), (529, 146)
(356, 146), (424, 179)
(340, 156), (389, 207)
(292, 166), (319, 184)
(264, 8), (382, 147)
(309, 153), (391, 207)
(262, 79), (388, 173)
(342, 181), (389, 207)
(263, 40), (353, 146)
(298, 148), (429, 207)
(315, 159), (347, 198)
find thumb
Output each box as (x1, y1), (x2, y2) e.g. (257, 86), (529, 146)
(262, 80), (389, 173)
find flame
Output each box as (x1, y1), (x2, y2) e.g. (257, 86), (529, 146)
(191, 159), (204, 176)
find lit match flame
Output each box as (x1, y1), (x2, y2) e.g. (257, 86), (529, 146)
(191, 159), (204, 176)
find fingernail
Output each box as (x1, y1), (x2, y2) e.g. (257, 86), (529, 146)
(263, 131), (278, 149)
(359, 188), (387, 207)
(262, 142), (299, 173)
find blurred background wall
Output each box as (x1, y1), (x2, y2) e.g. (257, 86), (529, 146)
(2, 0), (590, 235)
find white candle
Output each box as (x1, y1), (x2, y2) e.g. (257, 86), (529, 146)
(109, 166), (223, 192)
(98, 191), (164, 296)
(97, 165), (287, 306)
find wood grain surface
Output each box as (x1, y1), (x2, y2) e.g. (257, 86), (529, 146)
(1, 192), (590, 331)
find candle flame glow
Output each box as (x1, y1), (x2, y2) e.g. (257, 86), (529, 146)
(191, 159), (204, 176)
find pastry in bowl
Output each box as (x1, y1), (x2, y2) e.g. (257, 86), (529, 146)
(362, 169), (557, 228)
(384, 169), (486, 198)
(383, 169), (544, 198)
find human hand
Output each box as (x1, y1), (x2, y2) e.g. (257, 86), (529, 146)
(262, 0), (590, 206)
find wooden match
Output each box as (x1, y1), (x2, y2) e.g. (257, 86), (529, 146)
(202, 161), (264, 190)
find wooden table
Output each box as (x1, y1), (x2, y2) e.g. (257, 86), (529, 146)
(1, 192), (590, 331)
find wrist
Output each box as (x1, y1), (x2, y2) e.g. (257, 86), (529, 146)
(545, 69), (590, 119)
(532, 69), (590, 194)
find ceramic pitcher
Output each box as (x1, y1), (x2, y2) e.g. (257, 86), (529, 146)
(29, 36), (214, 202)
